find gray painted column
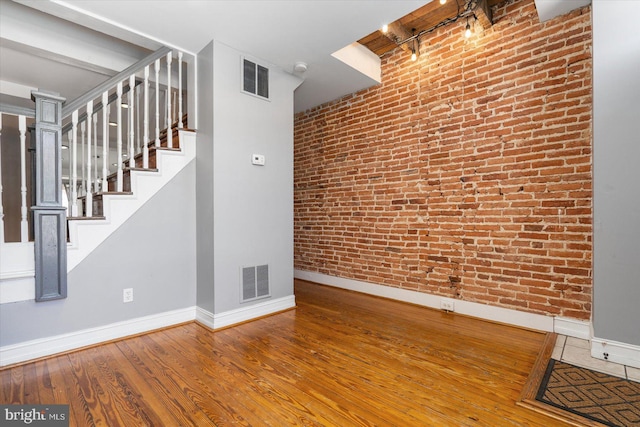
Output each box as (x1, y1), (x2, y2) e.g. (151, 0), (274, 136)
(31, 90), (67, 302)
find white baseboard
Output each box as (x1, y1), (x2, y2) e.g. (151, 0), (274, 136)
(0, 306), (196, 367)
(294, 270), (557, 332)
(591, 337), (640, 369)
(553, 316), (591, 340)
(196, 295), (296, 330)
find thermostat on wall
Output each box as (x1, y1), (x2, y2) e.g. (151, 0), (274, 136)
(252, 154), (265, 166)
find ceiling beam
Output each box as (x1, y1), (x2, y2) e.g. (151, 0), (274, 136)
(474, 0), (493, 29)
(381, 22), (414, 53)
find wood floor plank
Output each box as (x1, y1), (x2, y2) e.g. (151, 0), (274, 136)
(143, 325), (277, 426)
(229, 315), (462, 426)
(203, 324), (399, 426)
(0, 279), (569, 426)
(162, 324), (325, 426)
(249, 306), (536, 426)
(46, 356), (90, 427)
(113, 335), (225, 426)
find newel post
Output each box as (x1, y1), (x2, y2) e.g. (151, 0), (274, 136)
(31, 90), (67, 302)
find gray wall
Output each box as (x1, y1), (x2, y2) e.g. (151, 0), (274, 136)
(592, 0), (640, 346)
(0, 162), (197, 346)
(195, 41), (215, 313)
(196, 40), (301, 314)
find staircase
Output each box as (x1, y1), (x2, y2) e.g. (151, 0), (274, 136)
(67, 118), (195, 273)
(0, 46), (194, 303)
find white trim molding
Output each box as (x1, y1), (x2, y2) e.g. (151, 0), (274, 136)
(196, 295), (296, 330)
(295, 270), (560, 333)
(591, 337), (640, 369)
(553, 316), (591, 340)
(0, 306), (196, 367)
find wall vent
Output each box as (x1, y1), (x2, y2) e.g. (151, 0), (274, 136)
(241, 264), (270, 302)
(242, 58), (269, 99)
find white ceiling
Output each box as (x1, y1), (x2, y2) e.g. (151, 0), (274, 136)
(534, 0), (591, 22)
(7, 0), (427, 112)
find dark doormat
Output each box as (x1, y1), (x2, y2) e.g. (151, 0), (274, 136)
(536, 359), (640, 427)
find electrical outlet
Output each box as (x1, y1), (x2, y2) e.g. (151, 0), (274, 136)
(123, 288), (133, 303)
(440, 298), (455, 312)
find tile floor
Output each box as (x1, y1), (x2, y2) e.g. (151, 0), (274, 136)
(552, 335), (640, 382)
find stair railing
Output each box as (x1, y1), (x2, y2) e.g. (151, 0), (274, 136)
(0, 46), (189, 303)
(0, 105), (35, 243)
(62, 46), (187, 218)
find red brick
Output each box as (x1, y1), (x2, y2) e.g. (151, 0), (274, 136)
(294, 0), (592, 320)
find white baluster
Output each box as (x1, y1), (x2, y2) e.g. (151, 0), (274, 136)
(136, 84), (141, 154)
(155, 58), (160, 148)
(85, 101), (93, 217)
(18, 115), (28, 241)
(80, 120), (86, 199)
(71, 111), (78, 217)
(93, 111), (98, 193)
(0, 113), (4, 243)
(117, 82), (123, 192)
(129, 74), (136, 169)
(102, 91), (108, 192)
(178, 51), (183, 129)
(143, 65), (150, 169)
(166, 52), (173, 148)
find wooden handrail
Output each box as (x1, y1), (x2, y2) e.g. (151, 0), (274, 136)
(61, 46), (171, 118)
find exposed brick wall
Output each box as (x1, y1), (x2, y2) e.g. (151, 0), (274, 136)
(294, 0), (592, 320)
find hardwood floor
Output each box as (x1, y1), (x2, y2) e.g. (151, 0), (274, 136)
(1, 280), (568, 426)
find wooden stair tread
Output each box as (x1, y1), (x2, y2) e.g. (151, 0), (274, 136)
(106, 168), (158, 181)
(127, 167), (159, 172)
(67, 216), (106, 221)
(94, 191), (134, 197)
(72, 116), (189, 221)
(77, 191), (133, 200)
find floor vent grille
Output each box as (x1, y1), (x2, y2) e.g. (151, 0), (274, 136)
(241, 264), (270, 302)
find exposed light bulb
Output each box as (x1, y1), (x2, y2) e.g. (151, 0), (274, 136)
(382, 24), (389, 34)
(411, 50), (417, 62)
(440, 0), (446, 4)
(465, 23), (472, 38)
